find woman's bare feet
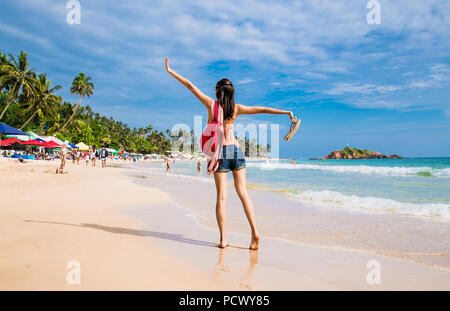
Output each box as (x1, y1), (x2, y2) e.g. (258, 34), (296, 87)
(218, 240), (229, 248)
(249, 232), (260, 250)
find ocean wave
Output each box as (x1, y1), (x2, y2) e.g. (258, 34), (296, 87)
(433, 168), (450, 177)
(246, 162), (449, 177)
(288, 190), (450, 220)
(137, 164), (450, 219)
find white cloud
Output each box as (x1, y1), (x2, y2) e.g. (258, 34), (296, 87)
(303, 72), (328, 80)
(238, 78), (258, 85)
(325, 82), (401, 95)
(325, 62), (450, 110)
(351, 100), (411, 110)
(0, 21), (50, 48)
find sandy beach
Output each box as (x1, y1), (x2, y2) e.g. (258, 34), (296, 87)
(0, 158), (222, 290)
(0, 158), (449, 290)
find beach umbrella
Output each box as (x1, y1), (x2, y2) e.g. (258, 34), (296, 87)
(41, 136), (64, 145)
(20, 139), (48, 147)
(0, 123), (28, 136)
(68, 142), (77, 149)
(28, 131), (41, 140)
(4, 134), (30, 141)
(0, 137), (23, 146)
(75, 142), (90, 151)
(44, 141), (61, 149)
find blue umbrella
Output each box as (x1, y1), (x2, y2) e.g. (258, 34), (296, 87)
(0, 123), (28, 135)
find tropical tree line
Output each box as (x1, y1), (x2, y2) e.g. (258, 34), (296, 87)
(166, 128), (270, 157)
(0, 50), (171, 154)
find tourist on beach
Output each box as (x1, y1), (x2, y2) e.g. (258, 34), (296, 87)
(165, 57), (297, 250)
(71, 150), (76, 164)
(165, 156), (172, 173)
(58, 141), (68, 174)
(85, 147), (91, 166)
(100, 147), (108, 168)
(16, 157), (27, 164)
(76, 150), (81, 165)
(197, 159), (202, 174)
(91, 147), (96, 167)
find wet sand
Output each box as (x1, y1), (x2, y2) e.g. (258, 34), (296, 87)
(125, 167), (450, 290)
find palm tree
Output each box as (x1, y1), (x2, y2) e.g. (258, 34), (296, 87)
(0, 51), (37, 121)
(60, 72), (93, 131)
(20, 73), (62, 130)
(0, 50), (7, 70)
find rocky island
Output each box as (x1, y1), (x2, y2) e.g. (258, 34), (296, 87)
(319, 147), (403, 160)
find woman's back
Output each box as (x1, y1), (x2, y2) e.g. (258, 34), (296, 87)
(208, 102), (239, 146)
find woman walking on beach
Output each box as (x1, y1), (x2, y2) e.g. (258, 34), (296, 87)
(91, 147), (96, 167)
(197, 159), (202, 174)
(165, 57), (297, 250)
(165, 157), (172, 173)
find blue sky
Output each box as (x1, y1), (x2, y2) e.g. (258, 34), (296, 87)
(1, 0), (449, 157)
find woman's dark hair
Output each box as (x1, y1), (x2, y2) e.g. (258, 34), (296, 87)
(215, 78), (235, 120)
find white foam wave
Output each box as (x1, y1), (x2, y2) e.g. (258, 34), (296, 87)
(288, 190), (450, 220)
(246, 162), (449, 177)
(433, 168), (450, 177)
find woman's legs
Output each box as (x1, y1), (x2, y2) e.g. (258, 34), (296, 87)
(214, 172), (228, 248)
(232, 168), (260, 250)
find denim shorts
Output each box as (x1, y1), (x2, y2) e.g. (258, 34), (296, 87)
(216, 145), (246, 173)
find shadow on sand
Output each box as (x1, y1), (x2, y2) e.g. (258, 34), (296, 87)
(23, 219), (218, 248)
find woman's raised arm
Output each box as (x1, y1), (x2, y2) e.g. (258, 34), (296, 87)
(236, 104), (297, 123)
(165, 57), (213, 108)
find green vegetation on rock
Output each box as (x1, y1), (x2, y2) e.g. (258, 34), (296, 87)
(322, 147), (403, 159)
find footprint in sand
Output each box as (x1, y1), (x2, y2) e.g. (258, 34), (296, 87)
(239, 281), (252, 290)
(217, 264), (231, 272)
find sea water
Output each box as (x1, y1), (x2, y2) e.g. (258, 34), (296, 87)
(129, 157), (450, 269)
(137, 158), (450, 220)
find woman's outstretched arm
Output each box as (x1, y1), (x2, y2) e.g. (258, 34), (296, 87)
(237, 104), (297, 123)
(165, 57), (213, 108)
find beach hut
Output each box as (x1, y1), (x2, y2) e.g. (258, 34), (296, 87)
(75, 142), (90, 151)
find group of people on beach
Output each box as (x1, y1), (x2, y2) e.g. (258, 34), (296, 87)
(58, 143), (109, 174)
(2, 150), (57, 161)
